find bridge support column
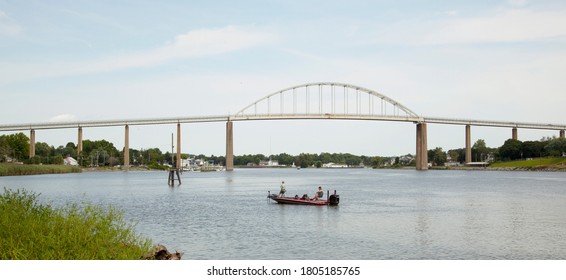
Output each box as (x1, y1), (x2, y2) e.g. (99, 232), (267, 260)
(29, 129), (35, 159)
(225, 120), (234, 171)
(512, 127), (518, 140)
(560, 130), (565, 138)
(465, 125), (472, 164)
(124, 125), (129, 170)
(416, 122), (428, 170)
(176, 123), (181, 170)
(77, 127), (83, 156)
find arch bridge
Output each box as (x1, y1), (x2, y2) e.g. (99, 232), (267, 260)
(226, 82), (428, 170)
(232, 82), (423, 122)
(2, 82), (565, 171)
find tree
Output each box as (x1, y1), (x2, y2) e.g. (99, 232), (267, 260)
(545, 137), (566, 157)
(521, 141), (544, 158)
(472, 139), (489, 162)
(144, 148), (164, 165)
(499, 139), (523, 161)
(34, 142), (53, 158)
(1, 133), (29, 161)
(272, 153), (294, 165)
(447, 149), (461, 163)
(370, 156), (384, 168)
(428, 147), (447, 166)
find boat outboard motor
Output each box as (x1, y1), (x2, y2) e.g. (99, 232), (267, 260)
(328, 190), (340, 206)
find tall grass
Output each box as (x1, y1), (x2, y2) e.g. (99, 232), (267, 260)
(489, 157), (566, 169)
(0, 163), (81, 176)
(0, 188), (153, 259)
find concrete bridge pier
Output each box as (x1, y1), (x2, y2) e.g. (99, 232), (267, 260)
(465, 125), (472, 164)
(176, 123), (181, 169)
(560, 130), (565, 138)
(512, 127), (518, 140)
(416, 122), (428, 170)
(29, 129), (35, 158)
(225, 120), (234, 171)
(77, 127), (83, 156)
(124, 125), (129, 170)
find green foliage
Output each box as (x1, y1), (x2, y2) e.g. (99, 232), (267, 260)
(489, 158), (566, 169)
(0, 188), (152, 260)
(228, 152), (374, 168)
(0, 133), (29, 161)
(0, 164), (81, 176)
(499, 139), (523, 161)
(428, 147), (447, 166)
(82, 139), (121, 167)
(521, 141), (544, 158)
(545, 137), (566, 157)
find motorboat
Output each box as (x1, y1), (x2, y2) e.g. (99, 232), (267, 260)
(267, 190), (339, 206)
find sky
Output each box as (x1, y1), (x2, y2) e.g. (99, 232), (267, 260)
(1, 0), (566, 157)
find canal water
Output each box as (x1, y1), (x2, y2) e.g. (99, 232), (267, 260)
(1, 168), (565, 260)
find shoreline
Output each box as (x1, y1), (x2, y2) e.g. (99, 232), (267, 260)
(430, 166), (566, 172)
(2, 164), (565, 177)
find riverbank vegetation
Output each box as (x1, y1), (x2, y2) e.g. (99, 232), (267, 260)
(0, 188), (152, 259)
(0, 163), (81, 176)
(2, 131), (565, 170)
(429, 137), (566, 168)
(489, 158), (566, 170)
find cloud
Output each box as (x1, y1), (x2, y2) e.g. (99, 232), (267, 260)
(0, 10), (21, 36)
(421, 9), (566, 45)
(49, 114), (78, 122)
(0, 25), (276, 84)
(75, 25), (276, 74)
(507, 0), (528, 6)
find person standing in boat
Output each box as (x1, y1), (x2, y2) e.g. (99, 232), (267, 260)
(314, 186), (324, 200)
(278, 181), (286, 197)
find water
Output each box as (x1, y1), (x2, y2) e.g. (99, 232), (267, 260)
(1, 168), (565, 259)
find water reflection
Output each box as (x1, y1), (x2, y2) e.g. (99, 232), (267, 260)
(414, 196), (431, 249)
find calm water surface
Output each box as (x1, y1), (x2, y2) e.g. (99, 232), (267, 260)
(2, 168), (565, 260)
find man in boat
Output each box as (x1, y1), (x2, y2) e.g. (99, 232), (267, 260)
(313, 186), (324, 200)
(278, 181), (286, 197)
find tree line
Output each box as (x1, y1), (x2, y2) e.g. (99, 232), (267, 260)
(428, 137), (566, 166)
(2, 132), (566, 168)
(0, 133), (384, 168)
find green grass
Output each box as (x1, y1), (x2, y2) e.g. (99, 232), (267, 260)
(0, 163), (81, 176)
(489, 157), (566, 169)
(0, 188), (153, 259)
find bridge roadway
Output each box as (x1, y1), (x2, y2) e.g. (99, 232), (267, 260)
(1, 114), (565, 131)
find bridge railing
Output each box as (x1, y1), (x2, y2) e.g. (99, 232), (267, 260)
(230, 113), (422, 123)
(424, 116), (566, 130)
(0, 115), (230, 131)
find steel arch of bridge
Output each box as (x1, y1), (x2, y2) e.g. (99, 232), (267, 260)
(232, 82), (423, 123)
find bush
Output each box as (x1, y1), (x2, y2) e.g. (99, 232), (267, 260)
(0, 188), (152, 259)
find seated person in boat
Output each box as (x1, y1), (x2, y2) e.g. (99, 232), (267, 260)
(279, 181), (286, 197)
(313, 186), (324, 200)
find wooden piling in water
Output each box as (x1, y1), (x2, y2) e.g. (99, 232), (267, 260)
(168, 168), (181, 186)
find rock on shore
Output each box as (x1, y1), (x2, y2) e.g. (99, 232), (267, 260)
(143, 245), (183, 260)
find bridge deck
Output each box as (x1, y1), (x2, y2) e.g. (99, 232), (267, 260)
(1, 114), (564, 131)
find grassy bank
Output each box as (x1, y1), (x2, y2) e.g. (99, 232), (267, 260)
(0, 188), (153, 259)
(0, 163), (81, 176)
(489, 158), (566, 170)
